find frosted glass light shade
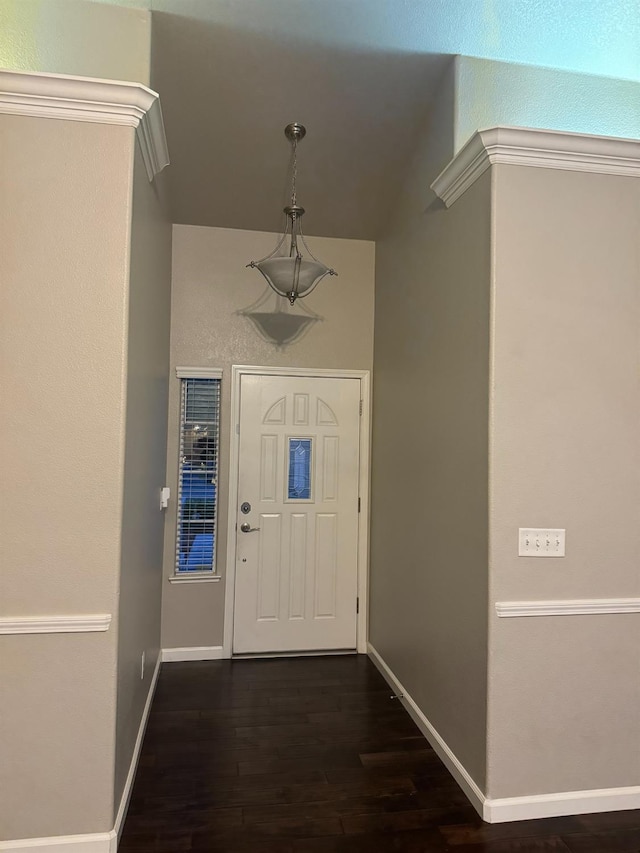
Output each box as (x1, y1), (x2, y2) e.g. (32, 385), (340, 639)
(255, 256), (330, 300)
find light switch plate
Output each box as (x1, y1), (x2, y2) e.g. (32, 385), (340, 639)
(519, 528), (565, 557)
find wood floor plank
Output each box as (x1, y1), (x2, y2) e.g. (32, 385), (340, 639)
(342, 807), (474, 835)
(118, 656), (640, 853)
(238, 752), (364, 777)
(575, 810), (640, 832)
(281, 777), (418, 804)
(561, 828), (640, 852)
(440, 816), (584, 845)
(448, 839), (572, 853)
(242, 793), (414, 824)
(292, 827), (447, 851)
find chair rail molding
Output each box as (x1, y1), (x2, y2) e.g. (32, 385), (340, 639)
(496, 598), (640, 618)
(431, 126), (640, 208)
(0, 69), (169, 181)
(0, 615), (112, 634)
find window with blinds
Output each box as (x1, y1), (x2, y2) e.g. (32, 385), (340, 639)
(176, 376), (221, 574)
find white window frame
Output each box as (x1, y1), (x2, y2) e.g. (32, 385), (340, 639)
(169, 366), (223, 584)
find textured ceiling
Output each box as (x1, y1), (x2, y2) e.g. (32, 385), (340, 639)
(86, 0), (640, 239)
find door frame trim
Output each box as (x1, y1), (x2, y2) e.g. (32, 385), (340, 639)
(222, 365), (371, 658)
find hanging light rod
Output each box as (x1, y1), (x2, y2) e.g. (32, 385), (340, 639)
(247, 123), (337, 305)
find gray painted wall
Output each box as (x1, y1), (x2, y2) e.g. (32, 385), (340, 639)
(455, 56), (640, 151)
(114, 147), (172, 812)
(369, 63), (491, 790)
(0, 115), (133, 839)
(161, 225), (375, 650)
(0, 0), (151, 84)
(487, 164), (640, 797)
(0, 111), (172, 842)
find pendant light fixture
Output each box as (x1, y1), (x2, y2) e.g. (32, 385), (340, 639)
(247, 123), (337, 305)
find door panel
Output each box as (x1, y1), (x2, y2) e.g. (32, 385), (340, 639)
(257, 513), (281, 620)
(233, 374), (360, 653)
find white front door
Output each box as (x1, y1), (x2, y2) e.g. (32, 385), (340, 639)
(233, 374), (361, 654)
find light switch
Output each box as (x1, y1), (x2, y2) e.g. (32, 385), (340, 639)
(160, 486), (171, 510)
(518, 528), (565, 557)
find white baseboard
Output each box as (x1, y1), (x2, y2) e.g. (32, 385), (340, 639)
(112, 653), (161, 842)
(0, 655), (161, 853)
(367, 642), (486, 819)
(367, 642), (640, 824)
(486, 786), (640, 823)
(161, 645), (224, 662)
(0, 832), (115, 852)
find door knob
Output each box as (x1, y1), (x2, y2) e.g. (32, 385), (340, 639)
(240, 522), (260, 533)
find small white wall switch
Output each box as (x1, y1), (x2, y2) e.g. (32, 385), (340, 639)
(160, 487), (171, 510)
(518, 528), (565, 557)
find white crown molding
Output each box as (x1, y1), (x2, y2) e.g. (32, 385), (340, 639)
(431, 131), (493, 209)
(0, 69), (169, 181)
(431, 126), (640, 207)
(0, 614), (112, 635)
(496, 598), (640, 618)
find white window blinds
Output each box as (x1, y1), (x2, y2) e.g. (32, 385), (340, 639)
(176, 376), (221, 574)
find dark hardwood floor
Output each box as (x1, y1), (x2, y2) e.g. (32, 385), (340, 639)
(119, 655), (640, 852)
